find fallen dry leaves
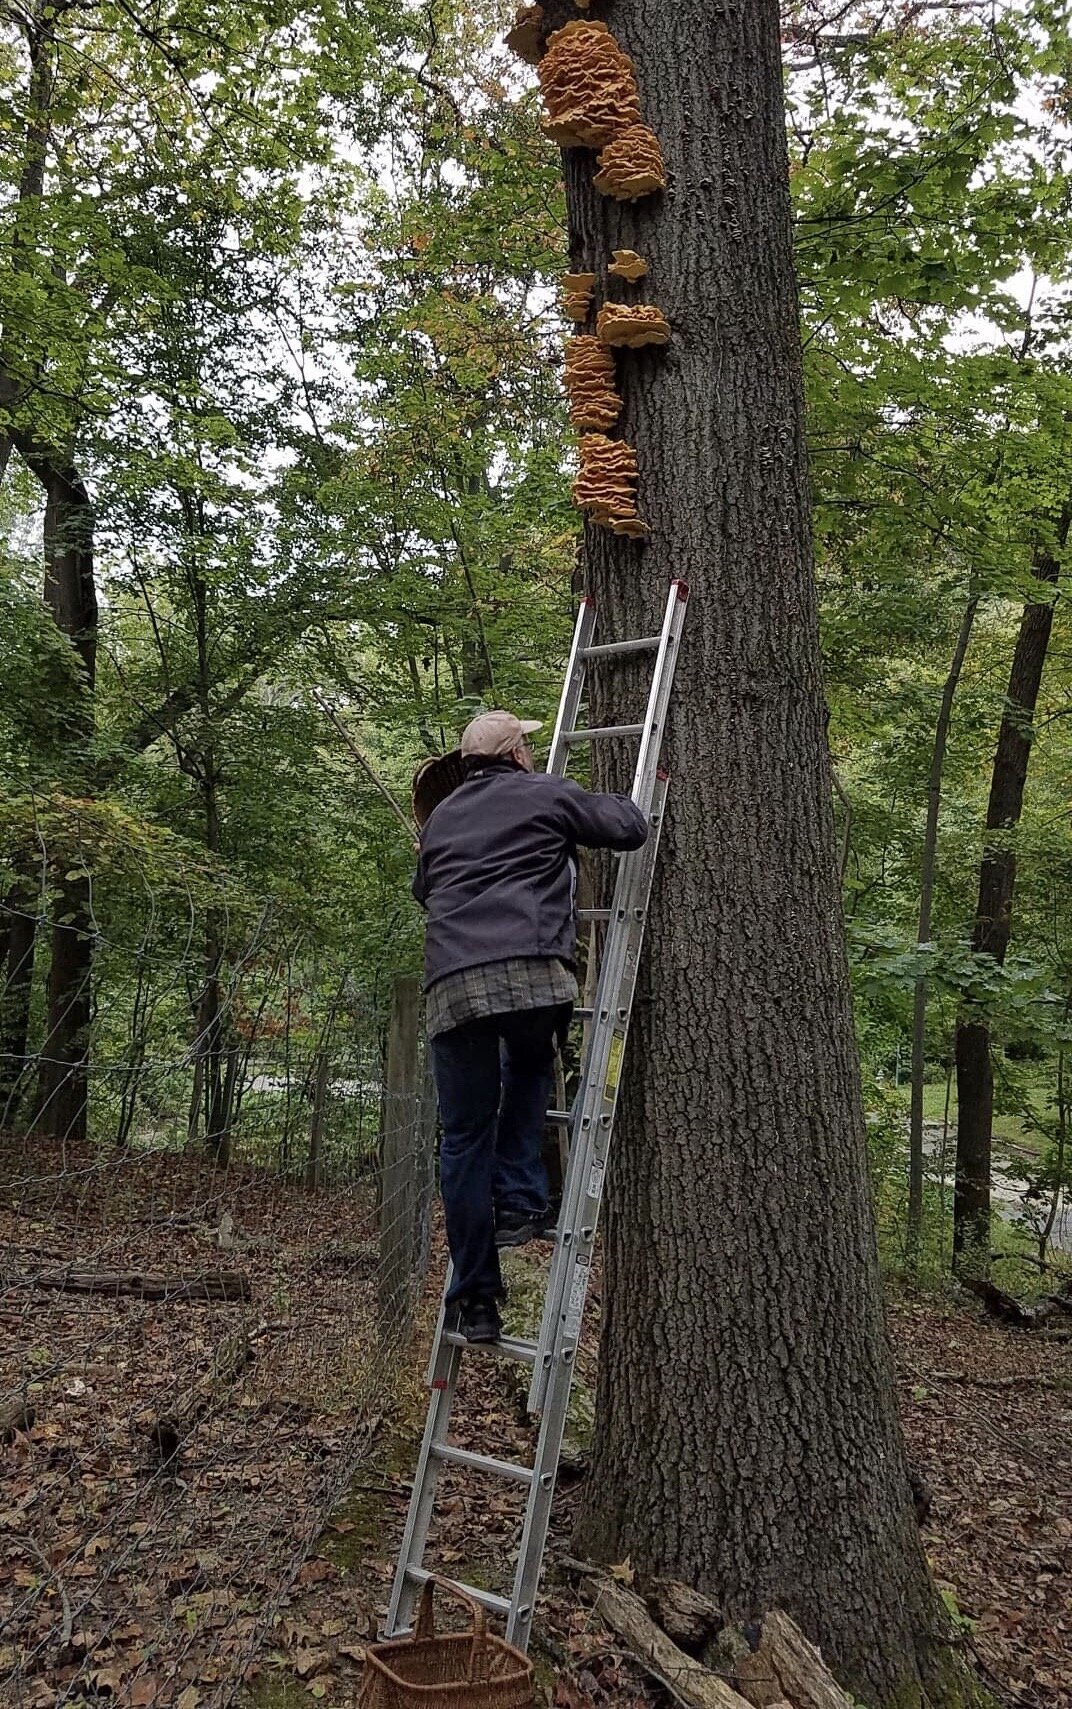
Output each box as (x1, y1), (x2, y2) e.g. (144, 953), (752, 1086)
(893, 1295), (1072, 1708)
(0, 1135), (401, 1707)
(4, 1134), (1069, 1709)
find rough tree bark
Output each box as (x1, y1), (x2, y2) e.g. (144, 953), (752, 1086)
(548, 3), (988, 1702)
(907, 590), (979, 1263)
(953, 541), (1063, 1268)
(3, 6), (99, 1147)
(28, 458), (97, 1146)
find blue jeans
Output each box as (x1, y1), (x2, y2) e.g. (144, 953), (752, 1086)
(432, 1003), (572, 1304)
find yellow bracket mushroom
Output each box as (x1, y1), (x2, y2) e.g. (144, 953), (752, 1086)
(564, 337), (623, 431)
(594, 124), (666, 200)
(597, 302), (670, 348)
(572, 432), (648, 536)
(562, 272), (597, 323)
(538, 21), (641, 149)
(609, 248), (648, 282)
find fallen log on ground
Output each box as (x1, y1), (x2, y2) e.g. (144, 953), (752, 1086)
(965, 1276), (1072, 1329)
(963, 1278), (1037, 1327)
(21, 1269), (251, 1302)
(644, 1576), (724, 1653)
(562, 1558), (856, 1709)
(928, 1369), (1068, 1389)
(585, 1574), (755, 1709)
(147, 1326), (254, 1464)
(735, 1611), (855, 1709)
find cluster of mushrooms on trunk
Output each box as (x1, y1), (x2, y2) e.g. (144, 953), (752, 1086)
(507, 3), (669, 541)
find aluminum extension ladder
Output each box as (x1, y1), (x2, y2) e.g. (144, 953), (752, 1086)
(384, 579), (689, 1650)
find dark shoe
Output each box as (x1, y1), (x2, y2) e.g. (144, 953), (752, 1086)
(495, 1207), (556, 1249)
(446, 1296), (502, 1344)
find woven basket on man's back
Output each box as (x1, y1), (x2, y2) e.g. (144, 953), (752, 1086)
(412, 750), (466, 830)
(357, 1577), (536, 1709)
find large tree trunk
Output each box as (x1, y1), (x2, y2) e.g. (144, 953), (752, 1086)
(29, 462), (97, 1146)
(953, 546), (1062, 1268)
(552, 4), (984, 1703)
(3, 12), (97, 1148)
(907, 591), (978, 1263)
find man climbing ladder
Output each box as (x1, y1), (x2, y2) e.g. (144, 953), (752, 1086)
(388, 581), (688, 1647)
(412, 707), (649, 1344)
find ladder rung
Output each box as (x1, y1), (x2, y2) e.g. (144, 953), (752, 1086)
(404, 1567), (513, 1620)
(572, 1007), (594, 1021)
(440, 1330), (537, 1364)
(580, 635), (661, 659)
(577, 907), (611, 921)
(431, 1445), (534, 1485)
(563, 723), (644, 744)
(545, 1109), (572, 1125)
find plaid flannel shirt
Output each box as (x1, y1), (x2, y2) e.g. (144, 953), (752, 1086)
(425, 956), (577, 1039)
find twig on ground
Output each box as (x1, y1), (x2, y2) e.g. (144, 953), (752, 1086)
(14, 1534), (74, 1649)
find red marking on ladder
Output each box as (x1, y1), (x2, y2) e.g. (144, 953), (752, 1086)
(657, 768), (670, 783)
(673, 580), (690, 601)
(431, 1379), (449, 1390)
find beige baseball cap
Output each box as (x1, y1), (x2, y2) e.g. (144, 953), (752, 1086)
(461, 710), (543, 758)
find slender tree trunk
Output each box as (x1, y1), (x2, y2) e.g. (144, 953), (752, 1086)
(0, 867), (39, 1126)
(548, 4), (986, 1702)
(907, 592), (978, 1264)
(197, 777), (235, 1167)
(953, 545), (1062, 1270)
(1039, 1021), (1068, 1266)
(182, 535), (239, 1168)
(195, 925), (231, 1165)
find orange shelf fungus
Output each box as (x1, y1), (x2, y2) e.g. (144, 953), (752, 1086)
(538, 21), (641, 149)
(505, 3), (545, 65)
(596, 302), (671, 349)
(564, 337), (622, 431)
(593, 124), (666, 200)
(562, 272), (597, 323)
(572, 433), (646, 535)
(608, 248), (648, 282)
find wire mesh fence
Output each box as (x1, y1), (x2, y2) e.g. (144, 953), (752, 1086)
(0, 860), (435, 1708)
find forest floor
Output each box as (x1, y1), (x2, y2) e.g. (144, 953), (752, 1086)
(0, 1138), (395, 1709)
(242, 1256), (1072, 1709)
(2, 1144), (1069, 1709)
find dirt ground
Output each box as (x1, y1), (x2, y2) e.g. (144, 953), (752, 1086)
(3, 1144), (1069, 1708)
(243, 1263), (1072, 1709)
(0, 1140), (395, 1709)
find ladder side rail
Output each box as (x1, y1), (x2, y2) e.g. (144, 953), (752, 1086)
(506, 1313), (589, 1648)
(546, 598), (597, 778)
(524, 845), (643, 1413)
(526, 781), (667, 1413)
(630, 580), (689, 815)
(561, 786), (666, 1265)
(510, 777), (670, 1639)
(383, 1327), (464, 1636)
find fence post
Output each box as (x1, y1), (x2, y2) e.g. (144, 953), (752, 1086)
(417, 1043), (437, 1276)
(379, 975), (421, 1335)
(306, 1050), (330, 1190)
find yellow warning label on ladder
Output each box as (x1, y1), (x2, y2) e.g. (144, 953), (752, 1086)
(604, 1032), (624, 1098)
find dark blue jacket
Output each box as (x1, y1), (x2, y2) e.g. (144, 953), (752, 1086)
(413, 760), (648, 988)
